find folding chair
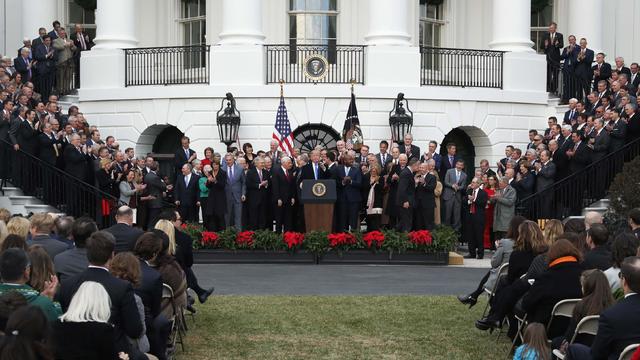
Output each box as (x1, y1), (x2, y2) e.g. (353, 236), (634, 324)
(481, 262), (509, 319)
(162, 283), (185, 355)
(546, 298), (581, 339)
(552, 315), (599, 360)
(619, 344), (640, 360)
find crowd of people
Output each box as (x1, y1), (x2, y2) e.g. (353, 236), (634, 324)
(455, 209), (640, 360)
(0, 207), (212, 359)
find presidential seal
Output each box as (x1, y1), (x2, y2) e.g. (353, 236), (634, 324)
(311, 182), (327, 197)
(303, 54), (328, 81)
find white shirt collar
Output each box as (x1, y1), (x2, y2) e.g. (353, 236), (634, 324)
(88, 265), (109, 272)
(625, 292), (638, 299)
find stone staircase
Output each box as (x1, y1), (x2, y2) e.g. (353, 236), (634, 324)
(58, 94), (79, 113)
(0, 184), (60, 216)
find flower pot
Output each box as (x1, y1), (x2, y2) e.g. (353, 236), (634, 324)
(388, 251), (449, 265)
(193, 249), (316, 264)
(318, 249), (391, 264)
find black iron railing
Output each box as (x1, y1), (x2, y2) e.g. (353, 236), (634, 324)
(54, 58), (78, 96)
(516, 137), (640, 221)
(420, 47), (504, 88)
(1, 138), (119, 227)
(548, 61), (591, 104)
(265, 44), (365, 84)
(124, 45), (210, 86)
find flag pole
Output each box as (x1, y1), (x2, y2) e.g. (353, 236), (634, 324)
(350, 78), (355, 95)
(280, 78), (285, 97)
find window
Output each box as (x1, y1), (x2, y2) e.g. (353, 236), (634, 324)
(419, 0), (444, 48)
(531, 0), (553, 53)
(179, 0), (206, 68)
(289, 0), (338, 63)
(67, 1), (96, 39)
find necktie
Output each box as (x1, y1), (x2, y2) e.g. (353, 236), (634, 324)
(449, 156), (454, 166)
(345, 166), (350, 177)
(79, 33), (86, 50)
(574, 143), (579, 151)
(313, 163), (318, 180)
(470, 190), (477, 214)
(185, 175), (189, 187)
(382, 154), (386, 163)
(258, 170), (263, 182)
(185, 149), (189, 160)
(456, 171), (460, 183)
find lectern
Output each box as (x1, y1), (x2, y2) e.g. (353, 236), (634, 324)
(300, 179), (337, 232)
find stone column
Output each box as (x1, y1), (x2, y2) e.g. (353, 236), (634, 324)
(212, 0), (265, 85)
(93, 0), (138, 49)
(568, 0), (603, 53)
(22, 0), (56, 40)
(489, 0), (534, 52)
(364, 0), (419, 86)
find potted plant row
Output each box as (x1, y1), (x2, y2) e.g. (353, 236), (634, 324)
(182, 223), (457, 265)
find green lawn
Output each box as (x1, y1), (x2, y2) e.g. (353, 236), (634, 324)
(180, 295), (513, 360)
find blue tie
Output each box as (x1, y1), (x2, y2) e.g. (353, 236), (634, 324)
(313, 164), (318, 180)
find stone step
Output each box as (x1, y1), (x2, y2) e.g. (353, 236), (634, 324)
(0, 187), (23, 197)
(23, 204), (60, 214)
(8, 196), (39, 206)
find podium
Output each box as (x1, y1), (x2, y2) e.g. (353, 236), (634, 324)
(300, 180), (337, 232)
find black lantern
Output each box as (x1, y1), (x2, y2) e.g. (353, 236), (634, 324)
(216, 92), (241, 149)
(388, 93), (413, 145)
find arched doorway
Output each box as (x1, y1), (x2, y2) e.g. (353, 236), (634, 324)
(440, 128), (475, 173)
(292, 123), (341, 153)
(153, 126), (184, 154)
(137, 125), (184, 178)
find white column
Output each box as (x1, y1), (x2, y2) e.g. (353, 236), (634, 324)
(364, 0), (411, 46)
(489, 0), (534, 52)
(218, 0), (265, 45)
(93, 0), (137, 49)
(567, 0), (603, 53)
(22, 0), (56, 39)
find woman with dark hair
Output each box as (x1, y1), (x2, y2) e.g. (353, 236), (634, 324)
(512, 162), (536, 200)
(520, 239), (584, 327)
(205, 160), (227, 231)
(119, 169), (145, 209)
(553, 269), (614, 354)
(605, 233), (640, 297)
(1, 234), (28, 252)
(201, 147), (214, 168)
(483, 174), (498, 250)
(26, 246), (56, 294)
(0, 305), (53, 360)
(242, 143), (256, 168)
(150, 229), (187, 318)
(458, 215), (526, 307)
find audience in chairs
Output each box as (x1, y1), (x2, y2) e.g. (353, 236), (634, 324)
(605, 232), (640, 298)
(513, 323), (550, 360)
(0, 305), (53, 360)
(151, 224), (187, 319)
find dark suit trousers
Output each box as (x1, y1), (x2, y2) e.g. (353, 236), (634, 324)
(414, 206), (435, 231)
(366, 214), (381, 231)
(274, 203), (293, 233)
(185, 267), (206, 295)
(147, 207), (161, 230)
(566, 344), (592, 360)
(339, 201), (361, 231)
(396, 206), (413, 232)
(467, 212), (485, 257)
(179, 203), (198, 223)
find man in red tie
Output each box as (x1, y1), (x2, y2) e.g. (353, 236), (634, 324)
(71, 24), (93, 87)
(464, 177), (488, 259)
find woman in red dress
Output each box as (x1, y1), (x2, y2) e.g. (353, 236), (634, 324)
(483, 174), (498, 250)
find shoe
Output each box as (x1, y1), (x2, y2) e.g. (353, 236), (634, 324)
(198, 287), (215, 304)
(186, 304), (197, 314)
(464, 254), (476, 259)
(475, 318), (501, 331)
(476, 255), (484, 260)
(456, 294), (477, 308)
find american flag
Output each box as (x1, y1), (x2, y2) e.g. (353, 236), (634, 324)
(272, 95), (294, 155)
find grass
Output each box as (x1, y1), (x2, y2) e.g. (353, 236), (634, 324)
(180, 295), (513, 360)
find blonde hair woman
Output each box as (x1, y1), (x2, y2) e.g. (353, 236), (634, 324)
(543, 219), (564, 244)
(154, 219), (176, 255)
(7, 216), (30, 241)
(0, 221), (8, 247)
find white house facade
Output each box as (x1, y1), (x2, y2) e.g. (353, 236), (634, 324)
(2, 0), (640, 168)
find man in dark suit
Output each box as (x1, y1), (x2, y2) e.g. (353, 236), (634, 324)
(464, 177), (488, 259)
(534, 150), (556, 219)
(442, 159), (467, 232)
(399, 133), (420, 161)
(607, 109), (627, 153)
(563, 98), (579, 125)
(31, 28), (47, 49)
(560, 35), (580, 102)
(37, 122), (58, 165)
(396, 158), (419, 232)
(590, 118), (610, 163)
(246, 157), (270, 230)
(496, 145), (514, 177)
(567, 256), (640, 360)
(56, 231), (145, 359)
(33, 35), (56, 101)
(541, 22), (563, 92)
(272, 156), (296, 232)
(582, 224), (612, 271)
(414, 162), (436, 230)
(592, 53), (612, 91)
(298, 149), (327, 183)
(144, 161), (167, 229)
(70, 24), (92, 86)
(629, 63), (640, 94)
(614, 56), (632, 79)
(15, 107), (37, 156)
(376, 140), (393, 169)
(336, 153), (362, 232)
(625, 104), (640, 142)
(567, 131), (591, 174)
(174, 136), (196, 178)
(439, 142), (458, 181)
(63, 134), (88, 181)
(105, 206), (144, 253)
(27, 213), (69, 259)
(48, 21), (61, 40)
(420, 140), (442, 169)
(575, 38), (595, 102)
(354, 144), (370, 165)
(267, 139), (283, 166)
(53, 217), (97, 284)
(13, 47), (32, 83)
(174, 163), (200, 223)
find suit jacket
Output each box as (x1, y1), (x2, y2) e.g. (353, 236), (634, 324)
(376, 152), (393, 169)
(592, 62), (612, 86)
(336, 165), (362, 203)
(627, 112), (640, 141)
(564, 109), (578, 125)
(442, 168), (466, 201)
(174, 173), (200, 206)
(33, 43), (56, 75)
(439, 154), (459, 180)
(63, 144), (88, 181)
(535, 161), (556, 193)
(56, 267), (143, 354)
(271, 167), (296, 204)
(590, 294), (640, 360)
(16, 119), (37, 154)
(415, 173), (436, 209)
(53, 248), (88, 284)
(396, 167), (416, 207)
(561, 45), (580, 69)
(143, 171), (166, 209)
(399, 144), (420, 161)
(71, 31), (93, 51)
(541, 31), (563, 62)
(568, 141), (592, 173)
(629, 72), (640, 93)
(52, 37), (76, 64)
(246, 167), (270, 208)
(575, 48), (595, 79)
(104, 223), (144, 253)
(48, 30), (59, 40)
(493, 185), (517, 232)
(298, 162), (327, 182)
(13, 56), (31, 81)
(582, 246), (612, 271)
(615, 66), (632, 79)
(28, 234), (69, 259)
(592, 129), (610, 162)
(52, 321), (116, 360)
(174, 228), (194, 269)
(37, 132), (58, 165)
(174, 147), (196, 175)
(609, 119), (627, 152)
(223, 163), (246, 203)
(135, 260), (162, 329)
(32, 37), (44, 49)
(420, 152), (442, 170)
(468, 188), (488, 217)
(512, 172), (536, 200)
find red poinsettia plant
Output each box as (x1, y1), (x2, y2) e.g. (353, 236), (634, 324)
(362, 230), (385, 249)
(201, 231), (219, 247)
(236, 231), (255, 248)
(407, 230), (433, 249)
(283, 232), (305, 250)
(328, 232), (357, 248)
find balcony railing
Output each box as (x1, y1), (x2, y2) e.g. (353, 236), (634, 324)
(124, 45), (210, 86)
(265, 44), (365, 84)
(420, 47), (504, 89)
